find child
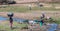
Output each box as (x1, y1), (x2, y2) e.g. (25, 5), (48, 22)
(9, 17), (13, 29)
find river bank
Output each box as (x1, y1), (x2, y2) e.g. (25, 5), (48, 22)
(0, 21), (60, 31)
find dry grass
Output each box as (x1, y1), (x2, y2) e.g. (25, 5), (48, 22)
(0, 11), (60, 19)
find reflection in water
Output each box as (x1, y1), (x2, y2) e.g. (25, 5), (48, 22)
(0, 16), (25, 22)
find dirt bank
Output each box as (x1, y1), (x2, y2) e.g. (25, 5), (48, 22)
(0, 11), (60, 20)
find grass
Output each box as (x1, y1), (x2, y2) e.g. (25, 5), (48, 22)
(44, 17), (60, 24)
(0, 5), (60, 12)
(0, 6), (29, 12)
(54, 18), (60, 24)
(0, 21), (27, 31)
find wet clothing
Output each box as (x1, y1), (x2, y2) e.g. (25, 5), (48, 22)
(40, 20), (44, 24)
(9, 17), (13, 29)
(39, 19), (44, 27)
(9, 17), (13, 23)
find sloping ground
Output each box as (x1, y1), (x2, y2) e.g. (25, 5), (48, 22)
(0, 21), (28, 31)
(15, 0), (38, 3)
(0, 21), (60, 31)
(0, 11), (60, 20)
(14, 0), (60, 3)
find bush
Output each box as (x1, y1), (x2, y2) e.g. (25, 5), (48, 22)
(8, 1), (16, 4)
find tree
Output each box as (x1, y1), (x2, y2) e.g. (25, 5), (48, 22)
(0, 0), (16, 5)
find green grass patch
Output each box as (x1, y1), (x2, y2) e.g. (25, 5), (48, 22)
(0, 21), (27, 31)
(45, 17), (60, 24)
(0, 6), (60, 12)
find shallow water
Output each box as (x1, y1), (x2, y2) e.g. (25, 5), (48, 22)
(48, 23), (58, 31)
(0, 16), (25, 22)
(13, 18), (25, 22)
(0, 16), (58, 31)
(0, 16), (8, 21)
